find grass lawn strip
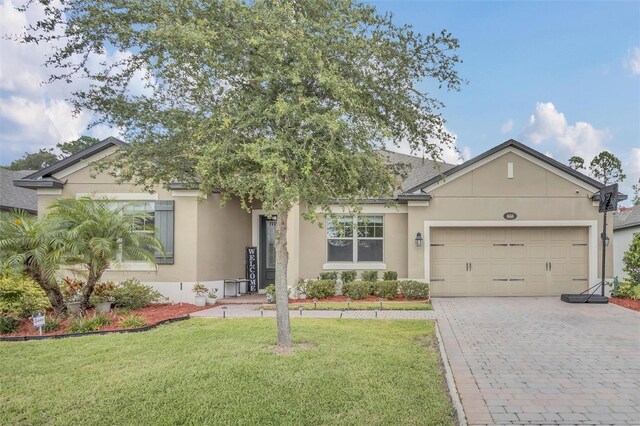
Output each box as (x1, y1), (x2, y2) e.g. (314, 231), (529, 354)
(0, 319), (454, 425)
(261, 301), (433, 310)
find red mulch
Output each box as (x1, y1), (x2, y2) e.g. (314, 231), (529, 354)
(3, 303), (210, 337)
(288, 294), (429, 303)
(609, 297), (640, 312)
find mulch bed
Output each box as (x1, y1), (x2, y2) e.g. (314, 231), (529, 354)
(288, 294), (429, 303)
(609, 297), (640, 312)
(3, 303), (210, 338)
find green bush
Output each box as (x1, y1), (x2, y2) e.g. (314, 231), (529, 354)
(43, 317), (62, 333)
(623, 233), (640, 285)
(0, 316), (20, 334)
(373, 281), (399, 300)
(0, 275), (50, 318)
(120, 315), (147, 329)
(265, 284), (276, 302)
(318, 271), (338, 281)
(361, 271), (378, 282)
(611, 281), (639, 300)
(305, 280), (336, 299)
(340, 270), (357, 284)
(342, 282), (371, 300)
(382, 271), (398, 281)
(400, 281), (430, 300)
(66, 314), (111, 334)
(112, 278), (165, 310)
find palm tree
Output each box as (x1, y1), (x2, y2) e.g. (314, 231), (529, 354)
(48, 197), (164, 314)
(0, 211), (68, 317)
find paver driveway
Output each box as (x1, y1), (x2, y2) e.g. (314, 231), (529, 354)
(434, 297), (640, 425)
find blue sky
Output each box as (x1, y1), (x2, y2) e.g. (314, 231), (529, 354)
(1, 0), (639, 199)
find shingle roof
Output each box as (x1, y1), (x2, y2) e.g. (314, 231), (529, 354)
(378, 150), (456, 195)
(1, 169), (37, 213)
(613, 204), (640, 231)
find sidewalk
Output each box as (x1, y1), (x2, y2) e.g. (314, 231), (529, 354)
(190, 303), (437, 320)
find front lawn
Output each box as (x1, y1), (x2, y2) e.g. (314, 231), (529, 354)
(0, 319), (454, 425)
(263, 301), (433, 310)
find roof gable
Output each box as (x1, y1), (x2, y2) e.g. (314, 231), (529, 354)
(408, 139), (605, 194)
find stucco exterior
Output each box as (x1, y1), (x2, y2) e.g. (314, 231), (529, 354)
(16, 137), (612, 299)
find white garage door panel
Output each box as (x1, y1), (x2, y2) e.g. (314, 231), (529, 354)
(430, 227), (588, 296)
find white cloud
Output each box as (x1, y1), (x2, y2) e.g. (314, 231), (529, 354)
(522, 102), (609, 162)
(625, 47), (640, 76)
(500, 119), (514, 134)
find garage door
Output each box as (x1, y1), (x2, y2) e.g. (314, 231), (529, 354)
(430, 227), (588, 296)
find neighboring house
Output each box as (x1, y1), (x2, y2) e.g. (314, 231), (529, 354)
(14, 137), (620, 301)
(0, 169), (37, 214)
(613, 205), (640, 281)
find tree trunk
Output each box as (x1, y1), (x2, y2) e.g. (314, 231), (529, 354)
(80, 268), (103, 315)
(274, 210), (292, 348)
(26, 266), (67, 318)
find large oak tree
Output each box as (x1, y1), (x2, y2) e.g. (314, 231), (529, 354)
(19, 0), (463, 347)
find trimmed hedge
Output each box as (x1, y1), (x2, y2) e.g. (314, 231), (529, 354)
(342, 282), (371, 300)
(382, 271), (398, 281)
(360, 271), (379, 282)
(373, 281), (400, 300)
(305, 280), (336, 299)
(340, 270), (357, 284)
(401, 281), (429, 300)
(318, 272), (338, 281)
(0, 275), (50, 318)
(112, 278), (165, 310)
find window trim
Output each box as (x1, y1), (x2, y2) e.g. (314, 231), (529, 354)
(326, 214), (384, 264)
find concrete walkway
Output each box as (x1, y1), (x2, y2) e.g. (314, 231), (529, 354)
(434, 297), (640, 425)
(191, 298), (640, 425)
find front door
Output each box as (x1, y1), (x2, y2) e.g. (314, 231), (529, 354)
(259, 215), (277, 290)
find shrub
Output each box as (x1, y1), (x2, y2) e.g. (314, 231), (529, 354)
(112, 278), (165, 310)
(340, 270), (357, 284)
(0, 316), (20, 334)
(318, 271), (338, 281)
(383, 271), (398, 281)
(90, 281), (117, 304)
(305, 280), (337, 299)
(342, 281), (370, 300)
(43, 317), (62, 333)
(265, 284), (276, 301)
(361, 270), (379, 282)
(60, 277), (85, 303)
(623, 233), (640, 285)
(114, 307), (132, 316)
(0, 275), (50, 318)
(611, 281), (638, 300)
(400, 281), (430, 300)
(120, 315), (147, 329)
(192, 283), (209, 296)
(373, 281), (399, 300)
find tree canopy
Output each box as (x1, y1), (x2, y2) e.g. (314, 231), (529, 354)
(589, 151), (625, 185)
(567, 155), (585, 171)
(19, 0), (463, 346)
(3, 136), (99, 171)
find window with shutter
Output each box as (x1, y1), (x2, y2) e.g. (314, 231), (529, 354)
(154, 200), (175, 264)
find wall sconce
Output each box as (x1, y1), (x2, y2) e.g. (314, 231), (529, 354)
(415, 232), (423, 247)
(601, 232), (610, 246)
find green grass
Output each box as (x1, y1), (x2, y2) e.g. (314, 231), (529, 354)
(0, 319), (453, 425)
(262, 301), (433, 310)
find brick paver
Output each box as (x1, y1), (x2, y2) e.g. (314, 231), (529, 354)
(434, 297), (640, 425)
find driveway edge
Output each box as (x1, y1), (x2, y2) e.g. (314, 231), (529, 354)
(435, 319), (467, 426)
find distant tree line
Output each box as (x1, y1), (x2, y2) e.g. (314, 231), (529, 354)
(2, 136), (99, 171)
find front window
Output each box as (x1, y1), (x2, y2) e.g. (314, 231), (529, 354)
(109, 201), (155, 262)
(327, 215), (383, 262)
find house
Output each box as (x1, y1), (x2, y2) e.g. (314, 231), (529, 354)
(613, 205), (640, 281)
(1, 169), (37, 214)
(14, 137), (620, 301)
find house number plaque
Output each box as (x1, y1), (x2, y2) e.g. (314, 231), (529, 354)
(503, 212), (517, 220)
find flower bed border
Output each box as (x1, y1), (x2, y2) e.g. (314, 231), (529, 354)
(0, 315), (190, 342)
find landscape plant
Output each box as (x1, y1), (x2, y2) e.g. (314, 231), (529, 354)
(400, 281), (430, 300)
(622, 233), (640, 285)
(48, 197), (163, 314)
(340, 271), (357, 284)
(119, 315), (147, 329)
(373, 281), (400, 300)
(361, 271), (379, 282)
(342, 282), (371, 300)
(19, 0), (463, 347)
(318, 272), (338, 281)
(0, 274), (50, 318)
(0, 316), (20, 334)
(304, 280), (337, 300)
(383, 271), (398, 281)
(112, 279), (165, 311)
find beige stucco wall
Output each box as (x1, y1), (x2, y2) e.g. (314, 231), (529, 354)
(407, 152), (612, 280)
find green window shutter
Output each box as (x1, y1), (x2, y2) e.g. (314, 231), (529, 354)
(155, 200), (174, 265)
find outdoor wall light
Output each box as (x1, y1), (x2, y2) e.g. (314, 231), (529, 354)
(415, 232), (423, 247)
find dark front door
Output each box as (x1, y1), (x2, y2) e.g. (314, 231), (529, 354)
(259, 215), (276, 290)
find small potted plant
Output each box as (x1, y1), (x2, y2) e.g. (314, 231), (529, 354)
(61, 277), (84, 315)
(193, 283), (209, 307)
(265, 284), (276, 304)
(90, 281), (116, 313)
(206, 288), (218, 306)
(296, 278), (308, 300)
